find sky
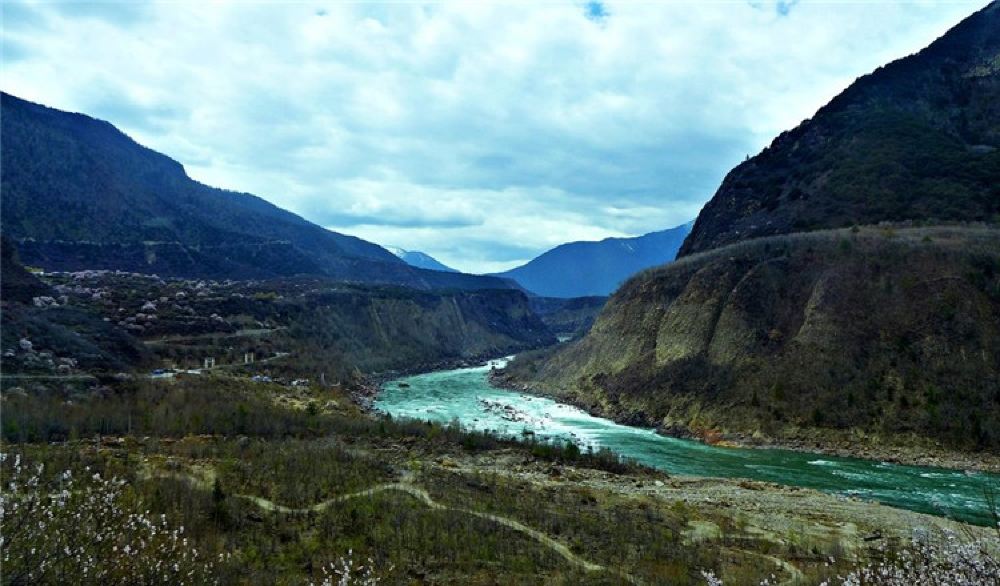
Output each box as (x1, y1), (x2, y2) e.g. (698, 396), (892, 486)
(1, 1), (989, 273)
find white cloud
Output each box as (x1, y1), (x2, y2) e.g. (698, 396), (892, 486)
(0, 0), (988, 272)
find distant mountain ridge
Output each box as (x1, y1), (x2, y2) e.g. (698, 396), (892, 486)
(0, 93), (514, 291)
(495, 222), (692, 297)
(385, 247), (457, 273)
(680, 0), (1000, 256)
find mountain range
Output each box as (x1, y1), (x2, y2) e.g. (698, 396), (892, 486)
(0, 93), (514, 292)
(494, 222), (693, 297)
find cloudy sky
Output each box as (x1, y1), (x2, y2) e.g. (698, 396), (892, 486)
(1, 1), (988, 272)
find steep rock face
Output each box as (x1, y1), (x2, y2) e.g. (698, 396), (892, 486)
(352, 289), (553, 372)
(680, 2), (1000, 257)
(262, 286), (556, 377)
(505, 227), (1000, 451)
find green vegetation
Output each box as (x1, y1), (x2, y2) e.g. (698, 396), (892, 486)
(1, 372), (877, 585)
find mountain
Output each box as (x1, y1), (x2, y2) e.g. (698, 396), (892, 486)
(385, 246), (458, 273)
(502, 4), (1000, 456)
(0, 93), (515, 291)
(680, 1), (1000, 257)
(496, 222), (692, 297)
(503, 226), (1000, 451)
(0, 237), (554, 380)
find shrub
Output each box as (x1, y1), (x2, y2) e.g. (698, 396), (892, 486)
(835, 529), (999, 586)
(308, 551), (391, 586)
(0, 454), (217, 585)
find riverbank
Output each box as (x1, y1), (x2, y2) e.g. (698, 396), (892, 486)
(696, 429), (1000, 475)
(380, 362), (999, 524)
(489, 369), (1000, 474)
(10, 363), (996, 586)
(442, 448), (993, 540)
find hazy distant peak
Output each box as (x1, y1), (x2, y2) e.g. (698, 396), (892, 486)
(385, 246), (458, 273)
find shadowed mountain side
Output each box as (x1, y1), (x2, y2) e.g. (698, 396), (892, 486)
(680, 1), (1000, 256)
(0, 93), (514, 291)
(528, 296), (608, 338)
(497, 222), (692, 297)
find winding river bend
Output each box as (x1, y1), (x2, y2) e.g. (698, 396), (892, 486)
(376, 359), (999, 525)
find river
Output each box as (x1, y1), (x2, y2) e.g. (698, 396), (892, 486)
(375, 358), (999, 525)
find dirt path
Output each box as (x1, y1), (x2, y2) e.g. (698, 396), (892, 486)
(1, 374), (97, 382)
(241, 482), (618, 578)
(146, 464), (634, 582)
(143, 328), (285, 346)
(144, 463), (820, 585)
(720, 547), (804, 586)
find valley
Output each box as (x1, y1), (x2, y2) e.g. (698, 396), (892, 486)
(2, 2), (999, 584)
(5, 236), (997, 584)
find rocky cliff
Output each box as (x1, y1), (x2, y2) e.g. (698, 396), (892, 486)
(503, 226), (1000, 452)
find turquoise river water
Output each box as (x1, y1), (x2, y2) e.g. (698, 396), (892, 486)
(376, 358), (999, 526)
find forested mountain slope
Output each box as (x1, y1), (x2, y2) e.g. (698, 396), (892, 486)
(680, 1), (999, 256)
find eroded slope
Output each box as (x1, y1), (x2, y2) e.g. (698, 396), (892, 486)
(504, 226), (1000, 453)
